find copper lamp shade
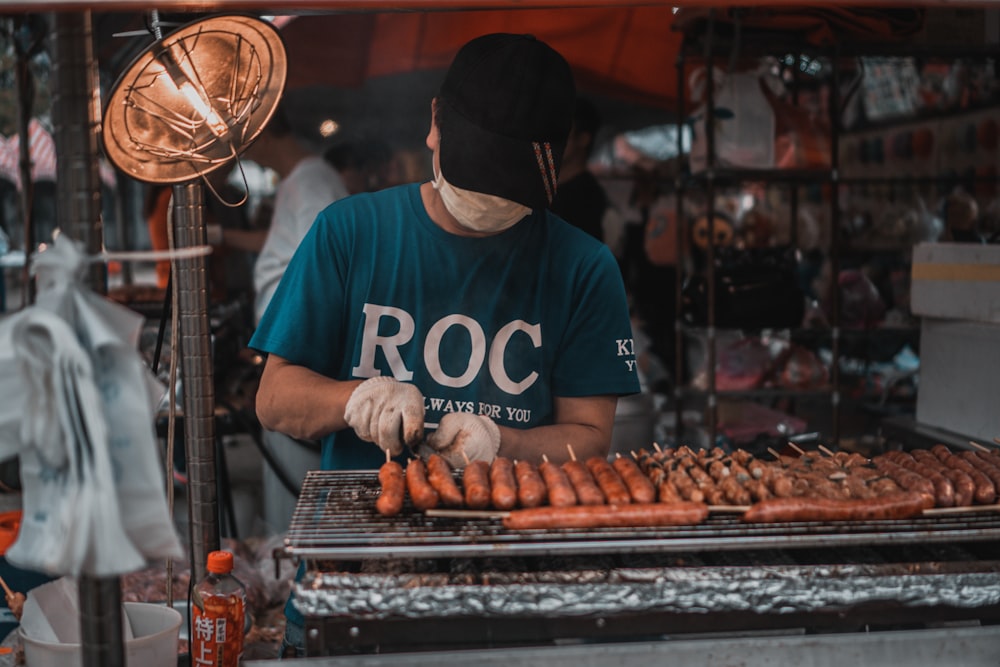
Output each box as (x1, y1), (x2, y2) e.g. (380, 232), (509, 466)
(102, 14), (287, 184)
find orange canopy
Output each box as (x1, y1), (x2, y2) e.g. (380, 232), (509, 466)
(278, 7), (684, 111)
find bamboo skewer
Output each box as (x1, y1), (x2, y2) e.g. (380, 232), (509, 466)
(767, 447), (783, 460)
(426, 508), (511, 519)
(566, 444), (577, 461)
(786, 441), (806, 456)
(0, 574), (13, 600)
(923, 504), (1000, 516)
(969, 440), (991, 452)
(708, 505), (751, 514)
(818, 444), (837, 457)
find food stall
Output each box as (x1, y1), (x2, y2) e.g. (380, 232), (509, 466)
(0, 2), (999, 667)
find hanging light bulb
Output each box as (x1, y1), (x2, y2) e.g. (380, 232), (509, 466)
(154, 43), (231, 139)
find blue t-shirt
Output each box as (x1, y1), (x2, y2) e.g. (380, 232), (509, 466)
(250, 183), (639, 471)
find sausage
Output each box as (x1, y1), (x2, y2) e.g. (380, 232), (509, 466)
(941, 468), (975, 507)
(502, 502), (709, 530)
(463, 460), (492, 510)
(885, 451), (955, 507)
(912, 450), (973, 507)
(668, 467), (705, 503)
(742, 492), (933, 523)
(539, 459), (578, 507)
(658, 479), (684, 503)
(514, 460), (547, 508)
(426, 454), (464, 508)
(966, 452), (1000, 501)
(405, 459), (439, 511)
(939, 452), (995, 504)
(873, 456), (935, 501)
(633, 450), (665, 486)
(612, 455), (657, 504)
(719, 476), (753, 505)
(585, 456), (632, 505)
(489, 457), (518, 511)
(759, 466), (795, 498)
(744, 478), (772, 502)
(562, 460), (606, 506)
(375, 461), (405, 517)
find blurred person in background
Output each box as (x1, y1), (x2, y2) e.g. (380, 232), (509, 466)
(240, 101), (351, 536)
(551, 97), (610, 243)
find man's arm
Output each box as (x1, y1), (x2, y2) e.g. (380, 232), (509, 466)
(258, 353), (620, 463)
(255, 354), (363, 440)
(497, 395), (618, 464)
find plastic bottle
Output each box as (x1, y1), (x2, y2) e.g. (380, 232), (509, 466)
(191, 550), (247, 667)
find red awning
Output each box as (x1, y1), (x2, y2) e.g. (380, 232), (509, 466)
(277, 7), (684, 111)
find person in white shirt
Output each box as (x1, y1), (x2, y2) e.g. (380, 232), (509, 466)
(245, 104), (351, 325)
(242, 103), (350, 532)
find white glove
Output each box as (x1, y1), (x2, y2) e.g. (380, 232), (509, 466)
(344, 377), (425, 457)
(425, 413), (501, 468)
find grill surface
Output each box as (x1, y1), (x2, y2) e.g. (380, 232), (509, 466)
(285, 470), (1000, 560)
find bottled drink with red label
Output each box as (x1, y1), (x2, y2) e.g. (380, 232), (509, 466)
(191, 550), (247, 667)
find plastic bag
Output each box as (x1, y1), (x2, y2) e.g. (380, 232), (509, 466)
(5, 310), (146, 577)
(688, 66), (775, 173)
(0, 233), (183, 577)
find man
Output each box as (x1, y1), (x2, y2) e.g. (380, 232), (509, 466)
(250, 34), (639, 654)
(550, 97), (610, 243)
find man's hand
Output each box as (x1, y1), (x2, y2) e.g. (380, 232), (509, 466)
(343, 377), (425, 457)
(425, 413), (500, 468)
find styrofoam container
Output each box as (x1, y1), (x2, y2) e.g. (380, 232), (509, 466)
(19, 601), (181, 667)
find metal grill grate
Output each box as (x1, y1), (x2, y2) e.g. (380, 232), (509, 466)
(285, 470), (1000, 560)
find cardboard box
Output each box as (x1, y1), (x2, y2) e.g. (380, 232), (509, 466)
(917, 318), (1000, 442)
(911, 242), (1000, 324)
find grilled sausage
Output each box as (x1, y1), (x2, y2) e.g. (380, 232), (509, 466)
(912, 450), (973, 507)
(375, 461), (405, 517)
(514, 460), (547, 508)
(426, 454), (464, 508)
(742, 492), (933, 523)
(885, 451), (955, 507)
(405, 459), (440, 511)
(585, 456), (633, 505)
(613, 455), (657, 504)
(539, 459), (578, 508)
(668, 467), (705, 503)
(463, 460), (492, 510)
(502, 502), (709, 530)
(658, 479), (683, 503)
(873, 456), (936, 502)
(931, 448), (996, 505)
(562, 460), (606, 506)
(489, 457), (518, 511)
(965, 452), (1000, 501)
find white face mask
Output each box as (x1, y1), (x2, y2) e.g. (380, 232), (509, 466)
(432, 165), (531, 233)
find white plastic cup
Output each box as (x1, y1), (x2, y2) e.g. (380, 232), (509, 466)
(19, 602), (182, 667)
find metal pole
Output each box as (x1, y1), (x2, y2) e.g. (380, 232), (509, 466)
(12, 15), (39, 306)
(49, 10), (122, 667)
(50, 11), (105, 290)
(172, 181), (220, 584)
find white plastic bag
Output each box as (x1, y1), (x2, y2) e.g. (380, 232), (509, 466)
(688, 66), (775, 173)
(5, 309), (146, 577)
(0, 232), (183, 576)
